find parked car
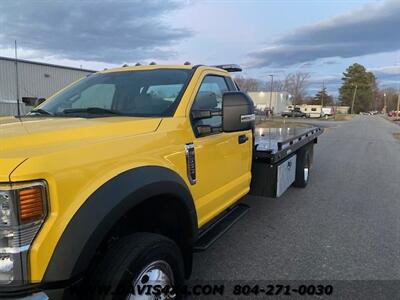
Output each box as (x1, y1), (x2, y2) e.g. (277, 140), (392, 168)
(388, 111), (399, 117)
(281, 107), (309, 118)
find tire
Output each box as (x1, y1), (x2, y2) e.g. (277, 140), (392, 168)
(84, 233), (184, 300)
(293, 147), (311, 188)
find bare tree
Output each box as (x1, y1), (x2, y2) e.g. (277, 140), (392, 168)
(379, 87), (398, 111)
(269, 79), (285, 92)
(234, 73), (309, 100)
(234, 76), (263, 92)
(283, 72), (311, 105)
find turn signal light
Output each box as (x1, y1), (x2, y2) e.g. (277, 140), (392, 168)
(17, 187), (45, 224)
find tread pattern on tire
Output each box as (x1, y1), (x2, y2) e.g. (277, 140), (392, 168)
(84, 232), (184, 300)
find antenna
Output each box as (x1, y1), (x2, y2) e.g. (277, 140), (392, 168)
(15, 40), (21, 117)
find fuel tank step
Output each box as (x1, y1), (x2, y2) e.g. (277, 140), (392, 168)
(194, 203), (249, 252)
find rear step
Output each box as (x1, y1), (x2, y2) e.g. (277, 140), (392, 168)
(194, 204), (249, 252)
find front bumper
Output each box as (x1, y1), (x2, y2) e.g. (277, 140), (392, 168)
(10, 292), (48, 300)
(0, 282), (73, 300)
(0, 288), (68, 300)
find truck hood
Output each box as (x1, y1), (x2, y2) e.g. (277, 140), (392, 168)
(0, 116), (162, 176)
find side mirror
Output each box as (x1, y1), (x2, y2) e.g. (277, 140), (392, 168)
(222, 91), (255, 132)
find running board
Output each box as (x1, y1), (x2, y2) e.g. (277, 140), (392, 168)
(194, 204), (249, 252)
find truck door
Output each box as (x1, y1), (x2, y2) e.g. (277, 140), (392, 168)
(189, 74), (252, 227)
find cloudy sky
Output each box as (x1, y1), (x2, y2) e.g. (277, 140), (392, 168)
(0, 0), (399, 96)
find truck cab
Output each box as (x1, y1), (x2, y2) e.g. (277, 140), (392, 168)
(0, 64), (321, 299)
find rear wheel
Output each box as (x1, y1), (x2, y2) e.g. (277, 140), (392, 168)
(293, 147), (311, 188)
(85, 233), (184, 300)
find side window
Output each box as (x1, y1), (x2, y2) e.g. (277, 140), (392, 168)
(191, 75), (229, 136)
(225, 77), (238, 91)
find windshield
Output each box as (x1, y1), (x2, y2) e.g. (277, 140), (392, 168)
(38, 69), (191, 117)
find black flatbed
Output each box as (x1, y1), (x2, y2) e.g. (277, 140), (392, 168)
(253, 127), (323, 164)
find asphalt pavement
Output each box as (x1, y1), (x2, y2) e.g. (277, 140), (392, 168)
(190, 116), (400, 298)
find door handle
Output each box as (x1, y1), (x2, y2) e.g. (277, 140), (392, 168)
(238, 134), (248, 144)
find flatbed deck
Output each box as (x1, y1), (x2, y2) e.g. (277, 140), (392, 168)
(253, 127), (323, 163)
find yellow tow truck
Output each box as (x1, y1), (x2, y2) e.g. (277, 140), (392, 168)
(0, 64), (322, 299)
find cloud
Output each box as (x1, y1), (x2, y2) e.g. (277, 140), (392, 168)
(248, 0), (400, 67)
(370, 65), (400, 76)
(308, 75), (342, 95)
(0, 0), (191, 63)
(309, 75), (341, 85)
(369, 65), (400, 86)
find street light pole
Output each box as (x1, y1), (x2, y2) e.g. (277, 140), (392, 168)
(351, 84), (358, 115)
(268, 74), (273, 117)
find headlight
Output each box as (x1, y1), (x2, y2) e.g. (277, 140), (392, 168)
(0, 181), (48, 285)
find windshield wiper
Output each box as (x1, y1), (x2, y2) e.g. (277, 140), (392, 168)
(29, 108), (53, 116)
(60, 107), (122, 116)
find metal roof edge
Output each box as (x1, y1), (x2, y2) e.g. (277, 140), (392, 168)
(0, 56), (96, 73)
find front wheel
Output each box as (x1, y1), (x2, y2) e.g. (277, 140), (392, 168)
(85, 233), (184, 300)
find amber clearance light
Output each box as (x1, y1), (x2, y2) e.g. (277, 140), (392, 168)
(17, 186), (45, 224)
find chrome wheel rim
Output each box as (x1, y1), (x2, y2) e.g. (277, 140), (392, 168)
(127, 260), (175, 300)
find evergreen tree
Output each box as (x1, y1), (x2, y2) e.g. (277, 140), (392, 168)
(339, 63), (376, 113)
(312, 86), (333, 106)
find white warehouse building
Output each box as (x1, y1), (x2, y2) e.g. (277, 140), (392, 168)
(248, 91), (292, 114)
(0, 56), (95, 115)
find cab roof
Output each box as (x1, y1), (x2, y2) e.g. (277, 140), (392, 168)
(99, 64), (241, 74)
(100, 64), (194, 74)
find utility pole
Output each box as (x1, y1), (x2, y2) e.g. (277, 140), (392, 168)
(351, 84), (358, 115)
(15, 40), (21, 117)
(268, 74), (274, 117)
(383, 93), (387, 114)
(321, 82), (325, 118)
(321, 81), (325, 107)
(397, 53), (400, 118)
